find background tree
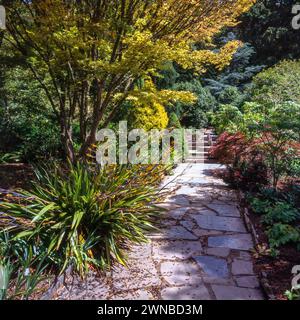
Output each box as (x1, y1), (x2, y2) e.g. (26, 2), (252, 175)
(251, 60), (300, 105)
(238, 0), (300, 66)
(171, 80), (217, 128)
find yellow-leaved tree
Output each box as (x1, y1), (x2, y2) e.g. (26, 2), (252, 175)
(2, 0), (256, 161)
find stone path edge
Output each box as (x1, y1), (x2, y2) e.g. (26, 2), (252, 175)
(236, 190), (275, 300)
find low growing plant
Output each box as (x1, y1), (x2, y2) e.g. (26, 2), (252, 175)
(1, 163), (164, 277)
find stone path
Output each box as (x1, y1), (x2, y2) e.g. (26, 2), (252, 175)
(54, 164), (264, 300)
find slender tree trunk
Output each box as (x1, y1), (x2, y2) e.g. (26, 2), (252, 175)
(60, 117), (75, 163)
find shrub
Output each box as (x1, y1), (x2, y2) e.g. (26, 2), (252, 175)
(249, 191), (300, 254)
(266, 223), (300, 251)
(262, 202), (300, 225)
(210, 104), (243, 134)
(210, 132), (268, 190)
(171, 80), (217, 128)
(0, 232), (48, 300)
(212, 101), (300, 189)
(1, 163), (164, 277)
(168, 112), (181, 129)
(127, 101), (169, 131)
(251, 60), (300, 105)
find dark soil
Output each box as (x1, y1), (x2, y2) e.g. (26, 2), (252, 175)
(0, 163), (34, 190)
(245, 203), (300, 300)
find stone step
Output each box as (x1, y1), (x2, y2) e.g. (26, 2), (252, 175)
(187, 152), (208, 156)
(184, 159), (218, 164)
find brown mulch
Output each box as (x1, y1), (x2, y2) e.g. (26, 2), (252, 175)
(0, 163), (34, 190)
(245, 205), (300, 300)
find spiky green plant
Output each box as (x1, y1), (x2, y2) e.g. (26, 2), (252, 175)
(1, 163), (164, 277)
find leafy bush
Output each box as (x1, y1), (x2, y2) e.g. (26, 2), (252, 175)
(1, 163), (164, 277)
(248, 197), (271, 215)
(0, 67), (61, 162)
(171, 80), (217, 128)
(262, 202), (299, 225)
(126, 101), (169, 131)
(249, 190), (300, 255)
(210, 132), (268, 190)
(251, 60), (300, 105)
(266, 224), (300, 251)
(211, 104), (243, 134)
(168, 112), (181, 129)
(212, 101), (300, 189)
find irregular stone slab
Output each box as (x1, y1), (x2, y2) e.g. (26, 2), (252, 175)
(206, 247), (230, 258)
(175, 186), (198, 196)
(160, 261), (202, 285)
(193, 229), (225, 237)
(235, 276), (260, 289)
(126, 243), (152, 260)
(212, 285), (264, 300)
(180, 219), (196, 231)
(151, 226), (198, 240)
(113, 259), (160, 291)
(190, 208), (217, 216)
(202, 276), (235, 286)
(190, 193), (213, 202)
(208, 234), (253, 251)
(207, 203), (240, 217)
(161, 285), (211, 300)
(167, 195), (190, 206)
(192, 215), (246, 233)
(238, 251), (252, 261)
(55, 274), (110, 300)
(111, 289), (154, 300)
(156, 202), (179, 210)
(152, 240), (202, 261)
(194, 256), (229, 279)
(232, 259), (254, 275)
(160, 219), (178, 227)
(168, 207), (189, 219)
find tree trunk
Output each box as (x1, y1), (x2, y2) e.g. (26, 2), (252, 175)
(60, 119), (75, 163)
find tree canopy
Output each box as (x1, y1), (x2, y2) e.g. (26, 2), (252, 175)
(1, 0), (256, 160)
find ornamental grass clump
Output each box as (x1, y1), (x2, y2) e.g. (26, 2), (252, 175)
(0, 163), (164, 277)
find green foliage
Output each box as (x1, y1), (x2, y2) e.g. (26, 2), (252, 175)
(249, 197), (271, 215)
(0, 67), (61, 162)
(168, 112), (181, 129)
(251, 60), (300, 105)
(0, 152), (22, 164)
(249, 189), (300, 255)
(156, 62), (180, 89)
(239, 0), (300, 66)
(211, 104), (243, 134)
(285, 289), (300, 300)
(171, 80), (217, 128)
(1, 163), (164, 277)
(262, 202), (299, 225)
(205, 34), (263, 107)
(125, 101), (169, 131)
(218, 86), (244, 106)
(212, 101), (300, 188)
(0, 232), (48, 300)
(266, 223), (300, 250)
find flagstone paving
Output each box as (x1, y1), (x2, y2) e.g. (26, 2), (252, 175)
(54, 164), (264, 300)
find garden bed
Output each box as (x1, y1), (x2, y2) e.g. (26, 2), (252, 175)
(239, 193), (300, 300)
(0, 163), (34, 190)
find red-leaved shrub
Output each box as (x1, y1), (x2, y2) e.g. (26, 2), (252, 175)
(210, 132), (268, 190)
